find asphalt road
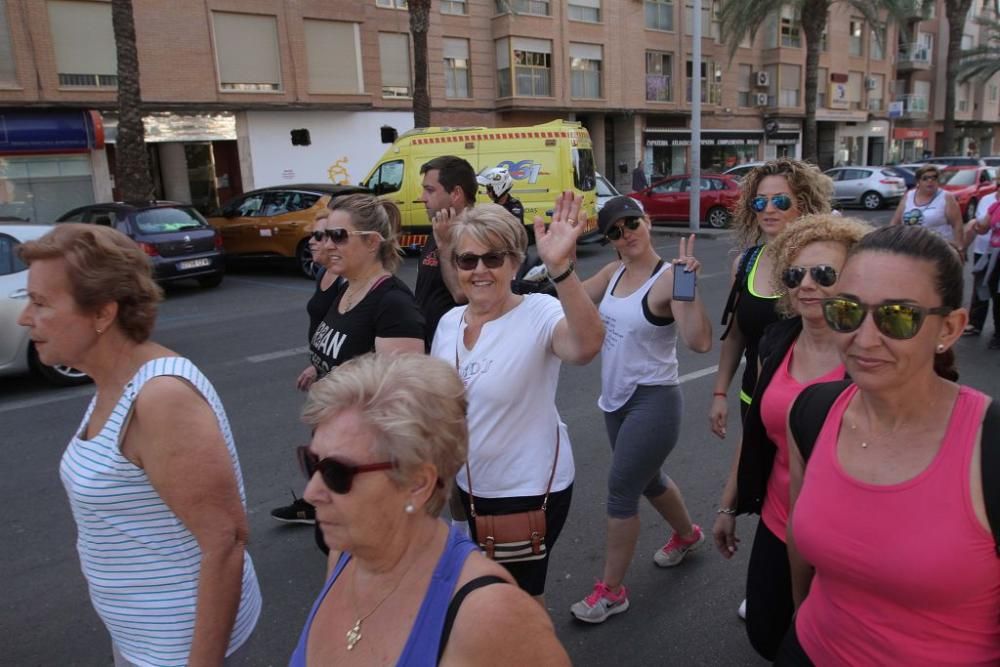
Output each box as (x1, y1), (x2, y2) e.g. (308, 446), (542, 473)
(3, 208), (999, 666)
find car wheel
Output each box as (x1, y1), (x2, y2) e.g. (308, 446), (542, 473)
(707, 206), (731, 229)
(296, 239), (318, 279)
(966, 198), (978, 223)
(862, 191), (884, 210)
(28, 343), (91, 387)
(198, 273), (224, 288)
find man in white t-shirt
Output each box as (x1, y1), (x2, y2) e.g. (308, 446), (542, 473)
(965, 177), (1000, 344)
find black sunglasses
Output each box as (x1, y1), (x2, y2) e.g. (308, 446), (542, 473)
(310, 228), (383, 245)
(750, 194), (793, 213)
(920, 174), (940, 182)
(454, 251), (511, 270)
(606, 218), (642, 241)
(781, 265), (838, 289)
(297, 446), (394, 494)
(822, 297), (953, 340)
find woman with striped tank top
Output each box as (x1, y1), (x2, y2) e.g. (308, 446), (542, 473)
(17, 225), (260, 667)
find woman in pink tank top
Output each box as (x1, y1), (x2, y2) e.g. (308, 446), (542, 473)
(781, 225), (1000, 666)
(713, 213), (870, 660)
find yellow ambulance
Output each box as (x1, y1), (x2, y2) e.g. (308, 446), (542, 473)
(360, 119), (599, 249)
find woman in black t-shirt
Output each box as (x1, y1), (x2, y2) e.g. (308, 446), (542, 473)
(296, 209), (346, 392)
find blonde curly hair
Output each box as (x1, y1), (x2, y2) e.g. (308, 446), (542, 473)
(769, 213), (873, 316)
(732, 159), (835, 249)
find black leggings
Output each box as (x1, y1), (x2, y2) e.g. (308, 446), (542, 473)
(745, 520), (795, 661)
(774, 622), (816, 666)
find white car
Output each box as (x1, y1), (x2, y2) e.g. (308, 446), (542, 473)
(595, 172), (643, 213)
(0, 224), (90, 385)
(722, 161), (768, 180)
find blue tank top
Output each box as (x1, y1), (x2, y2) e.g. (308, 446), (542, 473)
(289, 524), (478, 666)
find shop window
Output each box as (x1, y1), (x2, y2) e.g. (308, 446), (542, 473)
(568, 0), (600, 22)
(212, 12), (282, 92)
(444, 38), (471, 99)
(304, 20), (363, 94)
(849, 19), (864, 56)
(440, 0), (466, 14)
(498, 0), (549, 15)
(570, 43), (602, 99)
(0, 1), (15, 86)
(645, 0), (674, 32)
(737, 64), (752, 107)
(645, 51), (673, 102)
(0, 155), (94, 224)
(379, 33), (412, 98)
(780, 6), (801, 47)
(47, 0), (117, 88)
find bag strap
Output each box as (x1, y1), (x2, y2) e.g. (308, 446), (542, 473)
(788, 379), (852, 462)
(981, 399), (1000, 557)
(720, 245), (762, 337)
(436, 575), (509, 665)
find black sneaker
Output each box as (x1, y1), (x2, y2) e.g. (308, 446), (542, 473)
(270, 495), (316, 524)
(989, 337), (1000, 350)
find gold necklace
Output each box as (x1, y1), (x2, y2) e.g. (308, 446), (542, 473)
(345, 556), (417, 651)
(343, 271), (388, 310)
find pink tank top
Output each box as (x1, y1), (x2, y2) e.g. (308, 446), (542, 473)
(759, 341), (844, 541)
(793, 385), (1000, 666)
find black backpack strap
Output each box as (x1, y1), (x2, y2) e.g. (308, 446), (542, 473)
(980, 399), (1000, 557)
(788, 380), (853, 462)
(720, 245), (762, 338)
(437, 575), (508, 664)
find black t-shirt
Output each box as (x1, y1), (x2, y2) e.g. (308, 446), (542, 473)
(308, 275), (425, 377)
(306, 268), (346, 341)
(501, 195), (524, 224)
(414, 235), (457, 350)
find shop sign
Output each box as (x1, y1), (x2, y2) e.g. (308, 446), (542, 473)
(828, 82), (849, 110)
(766, 132), (799, 145)
(893, 128), (929, 140)
(0, 110), (103, 154)
(644, 131), (763, 147)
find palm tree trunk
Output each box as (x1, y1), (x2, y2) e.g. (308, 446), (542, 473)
(409, 0), (432, 129)
(111, 0), (153, 202)
(801, 0), (830, 163)
(942, 0), (974, 154)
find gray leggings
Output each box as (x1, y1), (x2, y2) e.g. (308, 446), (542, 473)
(602, 384), (683, 519)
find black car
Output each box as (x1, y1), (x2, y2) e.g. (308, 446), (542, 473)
(56, 202), (225, 288)
(883, 165), (917, 189)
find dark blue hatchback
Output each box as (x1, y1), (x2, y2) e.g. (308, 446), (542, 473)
(56, 201), (225, 288)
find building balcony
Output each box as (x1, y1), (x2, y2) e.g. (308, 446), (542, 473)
(897, 44), (932, 71)
(896, 94), (930, 118)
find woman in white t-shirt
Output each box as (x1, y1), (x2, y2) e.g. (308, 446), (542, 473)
(430, 193), (604, 604)
(890, 164), (965, 251)
(568, 196), (714, 624)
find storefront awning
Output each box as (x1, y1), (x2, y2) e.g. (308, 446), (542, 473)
(0, 110), (103, 154)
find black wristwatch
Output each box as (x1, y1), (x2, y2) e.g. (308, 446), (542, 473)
(549, 262), (576, 284)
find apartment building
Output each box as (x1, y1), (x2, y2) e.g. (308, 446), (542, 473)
(0, 0), (993, 221)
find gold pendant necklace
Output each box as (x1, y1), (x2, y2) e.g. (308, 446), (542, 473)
(345, 554), (416, 651)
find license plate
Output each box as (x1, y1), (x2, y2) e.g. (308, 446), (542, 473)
(259, 229), (272, 237)
(177, 258), (211, 271)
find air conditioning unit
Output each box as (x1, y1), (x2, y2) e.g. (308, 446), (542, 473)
(755, 93), (769, 107)
(866, 77), (879, 90)
(755, 71), (770, 87)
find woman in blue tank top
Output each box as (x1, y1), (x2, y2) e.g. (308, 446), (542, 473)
(289, 353), (569, 666)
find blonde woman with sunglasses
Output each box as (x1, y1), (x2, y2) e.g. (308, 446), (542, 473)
(778, 225), (998, 666)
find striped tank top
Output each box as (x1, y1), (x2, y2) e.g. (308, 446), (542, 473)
(59, 357), (261, 666)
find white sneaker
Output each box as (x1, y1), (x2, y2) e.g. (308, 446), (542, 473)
(653, 524), (706, 567)
(738, 598), (747, 620)
(570, 581), (630, 624)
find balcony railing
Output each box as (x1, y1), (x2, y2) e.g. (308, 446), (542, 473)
(896, 94), (929, 118)
(897, 44), (932, 70)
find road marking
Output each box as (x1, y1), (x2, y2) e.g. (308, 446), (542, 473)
(247, 346), (308, 363)
(226, 276), (315, 293)
(0, 386), (93, 414)
(678, 364), (717, 384)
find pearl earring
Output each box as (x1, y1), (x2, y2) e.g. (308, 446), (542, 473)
(936, 343), (946, 353)
(404, 502), (415, 514)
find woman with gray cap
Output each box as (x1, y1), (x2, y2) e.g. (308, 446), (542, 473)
(570, 196), (713, 624)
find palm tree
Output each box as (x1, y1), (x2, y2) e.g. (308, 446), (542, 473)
(958, 14), (1000, 84)
(408, 0), (432, 128)
(718, 0), (912, 163)
(110, 0), (153, 201)
(940, 0), (976, 154)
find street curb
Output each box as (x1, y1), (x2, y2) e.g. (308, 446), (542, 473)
(650, 227), (735, 240)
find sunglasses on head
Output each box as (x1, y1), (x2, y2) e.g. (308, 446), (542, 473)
(297, 446), (394, 494)
(606, 218), (642, 241)
(781, 265), (838, 289)
(310, 228), (383, 245)
(822, 296), (953, 340)
(750, 194), (794, 213)
(454, 251), (511, 270)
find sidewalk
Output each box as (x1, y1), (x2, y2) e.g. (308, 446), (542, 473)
(650, 226), (735, 241)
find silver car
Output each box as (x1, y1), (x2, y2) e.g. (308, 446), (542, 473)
(595, 171), (644, 214)
(0, 224), (90, 385)
(824, 167), (907, 210)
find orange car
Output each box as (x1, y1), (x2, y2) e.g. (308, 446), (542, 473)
(208, 184), (368, 277)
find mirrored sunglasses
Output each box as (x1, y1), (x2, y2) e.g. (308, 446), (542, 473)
(781, 265), (838, 289)
(822, 297), (953, 340)
(750, 194), (793, 213)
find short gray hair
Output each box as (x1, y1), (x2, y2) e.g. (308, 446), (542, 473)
(301, 353), (467, 515)
(451, 203), (528, 266)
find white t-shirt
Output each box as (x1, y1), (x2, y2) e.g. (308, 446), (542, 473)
(431, 294), (574, 497)
(974, 193), (997, 255)
(902, 189), (954, 241)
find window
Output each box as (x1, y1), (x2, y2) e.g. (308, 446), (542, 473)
(645, 51), (673, 102)
(870, 24), (886, 60)
(304, 20), (363, 94)
(685, 59), (721, 104)
(0, 1), (15, 85)
(685, 0), (716, 38)
(780, 6), (801, 47)
(443, 38), (471, 98)
(440, 0), (466, 14)
(737, 64), (752, 107)
(817, 67), (828, 107)
(779, 64), (800, 106)
(497, 37), (552, 97)
(645, 0), (674, 31)
(568, 0), (600, 22)
(212, 12), (282, 91)
(820, 25), (828, 52)
(765, 64), (778, 106)
(363, 160), (405, 195)
(376, 0), (408, 7)
(498, 0), (549, 15)
(990, 84), (998, 102)
(867, 73), (884, 111)
(958, 82), (970, 112)
(570, 43), (602, 98)
(0, 233), (26, 276)
(0, 155), (94, 223)
(47, 1), (117, 88)
(847, 71), (863, 110)
(379, 33), (411, 98)
(849, 19), (864, 57)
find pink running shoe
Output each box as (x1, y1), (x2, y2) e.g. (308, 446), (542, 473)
(570, 580), (630, 624)
(654, 524), (705, 567)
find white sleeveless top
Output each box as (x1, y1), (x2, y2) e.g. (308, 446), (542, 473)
(902, 188), (953, 241)
(598, 262), (679, 412)
(60, 357), (261, 666)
